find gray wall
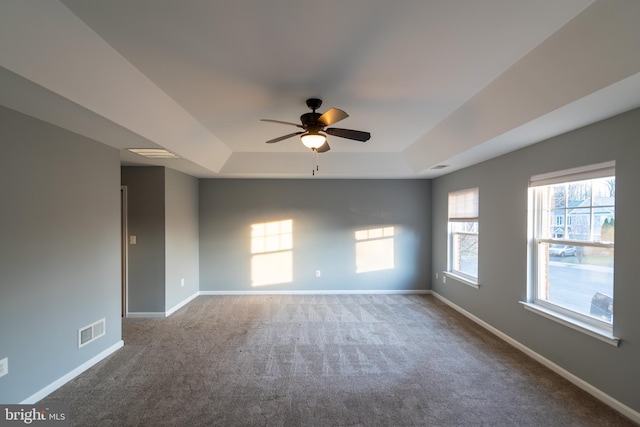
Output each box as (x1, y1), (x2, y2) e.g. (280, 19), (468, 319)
(199, 179), (431, 292)
(0, 106), (122, 403)
(165, 168), (199, 311)
(121, 167), (199, 314)
(121, 167), (166, 313)
(3, 98), (635, 412)
(431, 108), (640, 413)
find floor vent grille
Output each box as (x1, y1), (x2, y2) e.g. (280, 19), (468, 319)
(78, 318), (106, 348)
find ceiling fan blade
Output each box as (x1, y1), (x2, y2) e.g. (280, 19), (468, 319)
(317, 108), (348, 126)
(317, 141), (331, 153)
(265, 132), (303, 144)
(261, 119), (303, 128)
(326, 127), (371, 142)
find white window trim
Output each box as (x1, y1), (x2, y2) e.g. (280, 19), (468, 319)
(447, 187), (479, 285)
(520, 302), (619, 347)
(525, 161), (618, 346)
(448, 224), (479, 284)
(443, 271), (480, 289)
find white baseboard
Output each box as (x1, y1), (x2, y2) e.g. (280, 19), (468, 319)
(20, 340), (124, 404)
(165, 292), (199, 317)
(430, 291), (640, 424)
(199, 289), (430, 296)
(126, 312), (166, 318)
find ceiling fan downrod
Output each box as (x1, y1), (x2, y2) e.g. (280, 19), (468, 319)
(306, 98), (323, 113)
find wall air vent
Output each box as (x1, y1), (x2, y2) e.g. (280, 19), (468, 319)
(78, 318), (106, 348)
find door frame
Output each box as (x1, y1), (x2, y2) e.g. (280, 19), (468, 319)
(120, 185), (129, 317)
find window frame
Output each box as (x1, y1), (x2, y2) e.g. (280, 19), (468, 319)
(525, 161), (619, 345)
(446, 187), (479, 288)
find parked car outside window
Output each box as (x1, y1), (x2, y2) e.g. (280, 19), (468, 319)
(590, 292), (613, 321)
(549, 244), (576, 257)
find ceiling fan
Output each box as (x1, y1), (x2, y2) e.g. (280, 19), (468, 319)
(261, 98), (371, 153)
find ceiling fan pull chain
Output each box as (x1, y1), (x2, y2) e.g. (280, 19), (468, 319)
(311, 148), (316, 176)
(311, 148), (320, 176)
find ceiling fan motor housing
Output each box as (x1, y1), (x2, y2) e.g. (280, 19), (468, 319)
(300, 112), (323, 131)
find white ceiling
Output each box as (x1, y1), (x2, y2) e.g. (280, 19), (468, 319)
(1, 0), (640, 178)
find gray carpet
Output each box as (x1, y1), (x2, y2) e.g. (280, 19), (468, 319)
(40, 294), (634, 426)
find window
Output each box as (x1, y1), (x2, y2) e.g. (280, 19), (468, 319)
(250, 219), (293, 287)
(355, 226), (395, 273)
(447, 188), (479, 286)
(527, 161), (617, 343)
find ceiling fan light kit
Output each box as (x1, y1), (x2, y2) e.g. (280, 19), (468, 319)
(300, 131), (327, 149)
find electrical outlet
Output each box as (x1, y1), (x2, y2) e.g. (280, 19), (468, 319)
(315, 270), (321, 278)
(442, 275), (446, 284)
(180, 278), (185, 287)
(435, 273), (439, 279)
(0, 357), (8, 378)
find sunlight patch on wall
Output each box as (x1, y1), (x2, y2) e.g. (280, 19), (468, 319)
(251, 219), (293, 286)
(355, 226), (395, 273)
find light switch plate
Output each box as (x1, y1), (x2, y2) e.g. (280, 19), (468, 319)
(0, 357), (8, 378)
(129, 235), (137, 245)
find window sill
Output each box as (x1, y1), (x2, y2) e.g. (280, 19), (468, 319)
(444, 272), (480, 289)
(519, 302), (620, 347)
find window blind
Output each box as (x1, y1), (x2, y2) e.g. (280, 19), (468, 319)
(529, 160), (615, 187)
(448, 187), (479, 221)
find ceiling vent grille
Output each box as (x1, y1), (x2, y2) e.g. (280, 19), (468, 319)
(127, 148), (180, 159)
(78, 318), (106, 348)
(431, 164), (449, 170)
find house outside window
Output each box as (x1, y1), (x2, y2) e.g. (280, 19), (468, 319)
(527, 161), (616, 341)
(447, 188), (479, 286)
